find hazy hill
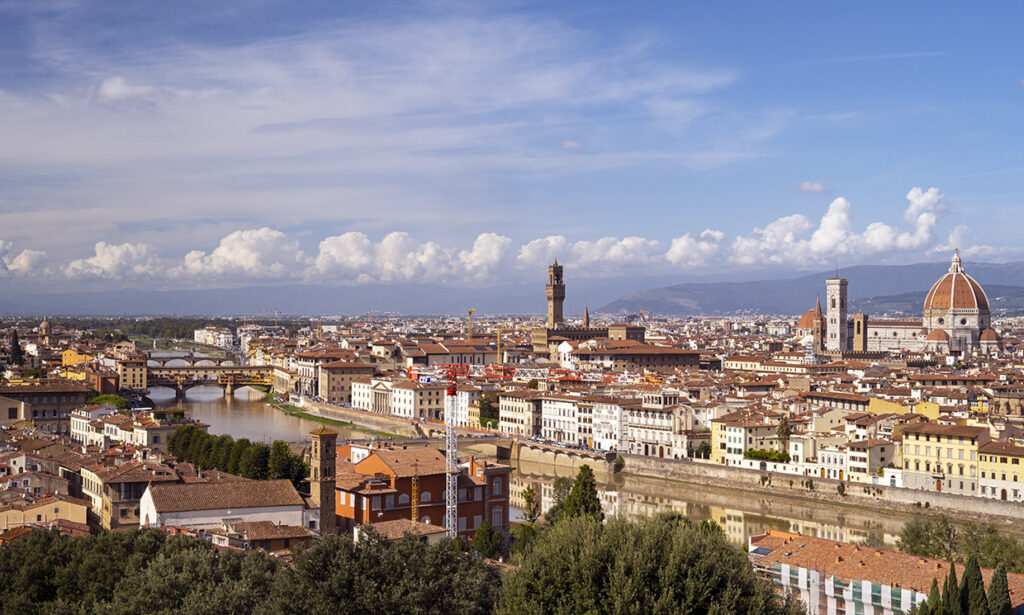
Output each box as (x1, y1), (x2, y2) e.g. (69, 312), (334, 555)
(599, 261), (1024, 316)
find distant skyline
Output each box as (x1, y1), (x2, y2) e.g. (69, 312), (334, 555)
(2, 1), (1024, 292)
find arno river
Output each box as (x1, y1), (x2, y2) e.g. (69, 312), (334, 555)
(148, 385), (999, 548)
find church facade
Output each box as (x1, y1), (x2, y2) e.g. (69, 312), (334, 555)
(798, 250), (1000, 356)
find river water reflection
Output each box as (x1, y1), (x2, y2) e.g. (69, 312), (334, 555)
(509, 460), (913, 548)
(148, 385), (367, 444)
(149, 392), (1000, 548)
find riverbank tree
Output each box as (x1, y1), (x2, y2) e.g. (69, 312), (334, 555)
(501, 513), (805, 615)
(899, 514), (1024, 574)
(167, 425), (307, 489)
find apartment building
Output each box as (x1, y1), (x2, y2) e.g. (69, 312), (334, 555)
(901, 423), (989, 496)
(979, 440), (1024, 501)
(498, 390), (543, 437)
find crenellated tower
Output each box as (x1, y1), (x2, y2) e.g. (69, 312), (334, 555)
(546, 259), (565, 329)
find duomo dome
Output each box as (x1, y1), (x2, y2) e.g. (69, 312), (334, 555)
(922, 249), (990, 346)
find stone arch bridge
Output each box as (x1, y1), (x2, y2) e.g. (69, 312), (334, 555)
(147, 365), (272, 398)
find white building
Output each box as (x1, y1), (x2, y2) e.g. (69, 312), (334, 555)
(540, 395), (581, 444)
(140, 479), (313, 529)
(193, 326), (236, 348)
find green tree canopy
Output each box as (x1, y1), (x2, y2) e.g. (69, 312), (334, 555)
(473, 520), (502, 559)
(501, 513), (804, 615)
(561, 464), (603, 522)
(988, 564), (1012, 615)
(87, 394), (129, 409)
(9, 330), (24, 367)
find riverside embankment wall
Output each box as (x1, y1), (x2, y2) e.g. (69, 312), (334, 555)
(621, 454), (1024, 524)
(296, 398), (421, 438)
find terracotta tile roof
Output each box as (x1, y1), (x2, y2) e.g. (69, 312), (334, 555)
(147, 479), (304, 512)
(364, 519), (447, 540)
(94, 461), (179, 484)
(751, 530), (1024, 606)
(902, 423), (989, 438)
(228, 520), (313, 541)
(356, 448), (448, 478)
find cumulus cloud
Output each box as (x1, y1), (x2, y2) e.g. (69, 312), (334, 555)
(175, 228), (307, 280)
(0, 241), (44, 277)
(666, 230), (725, 268)
(64, 242), (160, 279)
(8, 249), (48, 275)
(458, 233), (513, 281)
(728, 187), (945, 266)
(563, 140), (582, 150)
(517, 235), (568, 269)
(4, 186), (1019, 287)
(314, 231), (455, 283)
(799, 181), (827, 193)
(932, 224), (1024, 259)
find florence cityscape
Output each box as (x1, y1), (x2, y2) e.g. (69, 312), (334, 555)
(2, 2), (1024, 614)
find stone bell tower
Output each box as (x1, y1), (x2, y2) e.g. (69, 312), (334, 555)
(546, 259), (565, 329)
(309, 426), (337, 534)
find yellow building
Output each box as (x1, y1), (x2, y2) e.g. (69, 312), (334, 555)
(866, 397), (911, 416)
(0, 494), (89, 531)
(910, 401), (941, 421)
(901, 423), (988, 496)
(467, 403), (481, 429)
(979, 441), (1024, 502)
(62, 349), (94, 367)
(116, 356), (148, 391)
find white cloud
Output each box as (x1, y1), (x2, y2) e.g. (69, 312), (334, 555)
(64, 242), (160, 279)
(8, 249), (48, 276)
(175, 228), (307, 280)
(563, 140), (582, 150)
(666, 230), (725, 268)
(458, 233), (513, 281)
(2, 187), (1017, 288)
(728, 188), (946, 267)
(93, 76), (156, 104)
(799, 181), (827, 193)
(517, 235), (568, 269)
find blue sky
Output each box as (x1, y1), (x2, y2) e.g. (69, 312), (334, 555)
(1, 1), (1023, 290)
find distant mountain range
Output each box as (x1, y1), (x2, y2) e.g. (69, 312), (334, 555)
(599, 261), (1024, 317)
(6, 259), (1024, 317)
(0, 274), (683, 317)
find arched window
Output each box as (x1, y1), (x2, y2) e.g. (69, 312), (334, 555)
(421, 491), (432, 503)
(398, 493), (410, 505)
(420, 516), (431, 524)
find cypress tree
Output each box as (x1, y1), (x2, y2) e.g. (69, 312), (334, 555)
(925, 577), (942, 615)
(960, 555), (989, 615)
(946, 564), (963, 615)
(561, 465), (604, 521)
(9, 330), (24, 366)
(988, 564), (1012, 615)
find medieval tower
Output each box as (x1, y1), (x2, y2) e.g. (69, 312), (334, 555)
(546, 259), (565, 329)
(309, 426), (338, 534)
(825, 277), (849, 352)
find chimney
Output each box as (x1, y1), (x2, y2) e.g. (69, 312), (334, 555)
(835, 556), (843, 563)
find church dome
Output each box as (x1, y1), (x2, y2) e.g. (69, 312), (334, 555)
(925, 328), (950, 342)
(923, 250), (989, 311)
(797, 309), (817, 330)
(980, 328), (1000, 342)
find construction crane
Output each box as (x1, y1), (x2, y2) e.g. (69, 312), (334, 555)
(491, 328), (512, 363)
(441, 364), (470, 537)
(410, 461), (420, 526)
(466, 308), (476, 342)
